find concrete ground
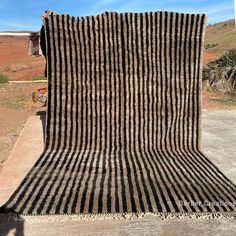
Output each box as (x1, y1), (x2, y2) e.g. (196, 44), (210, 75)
(0, 111), (236, 236)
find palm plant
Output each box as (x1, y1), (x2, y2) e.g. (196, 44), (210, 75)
(203, 50), (236, 93)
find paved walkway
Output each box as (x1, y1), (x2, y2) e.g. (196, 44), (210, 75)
(0, 111), (236, 236)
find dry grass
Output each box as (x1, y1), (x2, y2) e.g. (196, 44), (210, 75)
(202, 87), (236, 110)
(1, 63), (32, 72)
(0, 95), (30, 110)
(205, 19), (236, 55)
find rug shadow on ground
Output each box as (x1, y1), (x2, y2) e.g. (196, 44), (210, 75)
(0, 111), (45, 236)
(36, 111), (46, 143)
(0, 215), (24, 236)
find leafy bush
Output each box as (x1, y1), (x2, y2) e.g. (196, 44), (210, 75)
(32, 75), (45, 81)
(0, 72), (9, 83)
(203, 50), (236, 93)
(205, 43), (218, 50)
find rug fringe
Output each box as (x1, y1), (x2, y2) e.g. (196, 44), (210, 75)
(2, 211), (236, 222)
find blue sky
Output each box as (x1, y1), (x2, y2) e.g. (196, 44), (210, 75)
(0, 0), (234, 31)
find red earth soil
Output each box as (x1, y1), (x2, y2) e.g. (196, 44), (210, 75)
(0, 36), (45, 81)
(202, 52), (219, 65)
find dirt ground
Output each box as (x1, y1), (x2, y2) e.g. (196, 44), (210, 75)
(0, 83), (46, 171)
(202, 52), (218, 64)
(0, 36), (45, 81)
(0, 36), (235, 172)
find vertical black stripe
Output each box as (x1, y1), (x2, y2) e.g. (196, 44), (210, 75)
(87, 14), (104, 212)
(116, 13), (127, 212)
(64, 16), (87, 213)
(98, 13), (108, 213)
(73, 15), (95, 213)
(106, 12), (113, 212)
(122, 13), (136, 212)
(130, 13), (146, 212)
(44, 16), (52, 150)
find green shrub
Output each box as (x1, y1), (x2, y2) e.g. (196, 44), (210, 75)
(203, 50), (236, 93)
(0, 72), (9, 83)
(204, 43), (218, 50)
(32, 75), (45, 81)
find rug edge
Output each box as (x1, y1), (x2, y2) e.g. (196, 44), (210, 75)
(1, 208), (236, 221)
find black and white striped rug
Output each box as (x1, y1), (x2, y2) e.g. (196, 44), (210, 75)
(1, 11), (236, 218)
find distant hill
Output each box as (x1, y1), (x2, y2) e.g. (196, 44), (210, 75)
(205, 19), (236, 55)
